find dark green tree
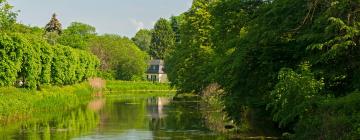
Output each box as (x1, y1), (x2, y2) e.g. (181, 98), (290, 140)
(45, 13), (62, 34)
(44, 13), (62, 45)
(170, 15), (182, 44)
(132, 29), (152, 53)
(150, 18), (175, 59)
(165, 0), (215, 93)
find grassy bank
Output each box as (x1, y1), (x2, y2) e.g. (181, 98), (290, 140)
(0, 83), (94, 124)
(105, 81), (175, 91)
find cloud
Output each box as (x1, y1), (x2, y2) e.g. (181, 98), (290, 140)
(130, 19), (145, 31)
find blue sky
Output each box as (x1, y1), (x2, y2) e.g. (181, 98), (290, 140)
(9, 0), (192, 37)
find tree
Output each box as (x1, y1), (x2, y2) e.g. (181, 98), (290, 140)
(45, 13), (62, 34)
(0, 0), (17, 31)
(89, 34), (149, 80)
(132, 29), (152, 53)
(44, 13), (62, 45)
(150, 18), (175, 59)
(165, 0), (215, 93)
(170, 15), (182, 44)
(58, 22), (96, 49)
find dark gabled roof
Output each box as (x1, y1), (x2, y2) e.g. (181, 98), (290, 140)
(147, 59), (165, 74)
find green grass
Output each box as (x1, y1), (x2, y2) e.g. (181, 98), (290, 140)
(0, 83), (93, 124)
(105, 80), (175, 91)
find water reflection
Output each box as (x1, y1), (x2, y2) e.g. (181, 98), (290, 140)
(0, 107), (99, 140)
(1, 93), (229, 140)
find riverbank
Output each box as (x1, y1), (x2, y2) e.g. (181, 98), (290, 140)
(105, 81), (175, 92)
(0, 83), (94, 124)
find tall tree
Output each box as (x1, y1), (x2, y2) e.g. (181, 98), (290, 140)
(170, 15), (182, 44)
(58, 22), (96, 49)
(150, 18), (175, 59)
(165, 0), (215, 93)
(132, 29), (152, 53)
(45, 13), (62, 34)
(44, 13), (62, 45)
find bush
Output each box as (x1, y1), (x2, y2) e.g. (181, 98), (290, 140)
(294, 92), (360, 140)
(267, 63), (324, 127)
(0, 32), (99, 88)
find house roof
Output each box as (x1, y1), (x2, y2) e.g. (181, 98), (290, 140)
(149, 59), (164, 65)
(147, 59), (165, 74)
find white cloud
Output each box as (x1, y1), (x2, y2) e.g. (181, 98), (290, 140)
(130, 19), (145, 31)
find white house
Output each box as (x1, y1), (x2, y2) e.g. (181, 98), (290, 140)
(146, 59), (168, 83)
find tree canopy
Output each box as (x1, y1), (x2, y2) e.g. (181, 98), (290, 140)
(165, 0), (360, 139)
(132, 29), (152, 53)
(58, 22), (96, 49)
(45, 13), (62, 34)
(89, 34), (148, 80)
(150, 18), (175, 59)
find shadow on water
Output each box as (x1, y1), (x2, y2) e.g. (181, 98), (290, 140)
(0, 91), (276, 140)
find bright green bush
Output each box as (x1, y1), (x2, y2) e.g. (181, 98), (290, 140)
(18, 34), (42, 88)
(267, 64), (324, 127)
(0, 33), (24, 86)
(0, 32), (99, 88)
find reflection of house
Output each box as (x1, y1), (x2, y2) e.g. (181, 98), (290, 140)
(146, 59), (168, 83)
(147, 97), (170, 119)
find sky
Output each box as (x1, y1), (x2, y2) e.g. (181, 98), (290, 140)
(8, 0), (192, 37)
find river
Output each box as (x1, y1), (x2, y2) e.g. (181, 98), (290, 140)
(1, 92), (237, 140)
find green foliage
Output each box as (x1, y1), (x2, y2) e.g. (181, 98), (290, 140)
(165, 0), (360, 138)
(58, 22), (96, 49)
(132, 29), (152, 52)
(294, 92), (360, 140)
(0, 83), (93, 123)
(0, 0), (17, 31)
(51, 44), (99, 85)
(106, 80), (173, 91)
(89, 34), (148, 80)
(0, 33), (24, 86)
(44, 13), (62, 34)
(165, 0), (214, 93)
(150, 18), (175, 59)
(170, 15), (182, 43)
(267, 63), (324, 127)
(0, 31), (99, 88)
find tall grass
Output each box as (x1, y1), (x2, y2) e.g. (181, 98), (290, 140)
(106, 81), (175, 91)
(0, 83), (93, 124)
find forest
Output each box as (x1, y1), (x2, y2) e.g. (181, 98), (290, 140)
(1, 0), (360, 139)
(161, 0), (360, 139)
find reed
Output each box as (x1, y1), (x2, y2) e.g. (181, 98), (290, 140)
(0, 83), (93, 124)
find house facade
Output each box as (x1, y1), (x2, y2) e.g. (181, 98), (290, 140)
(146, 59), (168, 83)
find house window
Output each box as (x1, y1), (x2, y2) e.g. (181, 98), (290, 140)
(150, 75), (157, 81)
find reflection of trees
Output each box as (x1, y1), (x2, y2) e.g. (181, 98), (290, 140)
(148, 95), (207, 130)
(2, 107), (99, 140)
(150, 95), (228, 140)
(97, 97), (149, 131)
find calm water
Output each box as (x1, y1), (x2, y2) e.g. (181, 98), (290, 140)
(1, 93), (231, 140)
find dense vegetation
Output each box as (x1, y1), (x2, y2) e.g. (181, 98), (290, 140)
(0, 83), (94, 124)
(0, 0), (150, 84)
(89, 34), (148, 80)
(0, 1), (99, 89)
(162, 0), (360, 139)
(106, 81), (173, 91)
